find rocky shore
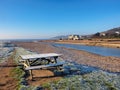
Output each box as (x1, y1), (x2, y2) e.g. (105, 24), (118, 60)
(14, 41), (120, 73)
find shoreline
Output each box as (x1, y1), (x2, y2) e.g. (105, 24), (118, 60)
(54, 40), (120, 48)
(13, 41), (120, 72)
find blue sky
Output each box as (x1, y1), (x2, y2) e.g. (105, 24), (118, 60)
(0, 0), (120, 39)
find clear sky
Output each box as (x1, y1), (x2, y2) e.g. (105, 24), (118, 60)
(0, 0), (120, 39)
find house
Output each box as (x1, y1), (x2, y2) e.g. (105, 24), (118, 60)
(115, 31), (120, 35)
(68, 35), (80, 40)
(68, 35), (74, 40)
(100, 33), (106, 37)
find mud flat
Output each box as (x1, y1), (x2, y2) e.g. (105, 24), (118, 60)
(14, 41), (120, 72)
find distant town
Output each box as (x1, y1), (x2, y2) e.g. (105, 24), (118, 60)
(56, 27), (120, 40)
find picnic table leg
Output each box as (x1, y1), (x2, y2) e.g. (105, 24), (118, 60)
(54, 57), (58, 63)
(29, 70), (33, 80)
(26, 59), (34, 80)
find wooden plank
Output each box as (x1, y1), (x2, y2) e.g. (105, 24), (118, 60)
(20, 53), (62, 60)
(29, 70), (33, 80)
(26, 59), (31, 66)
(25, 61), (65, 70)
(19, 59), (25, 62)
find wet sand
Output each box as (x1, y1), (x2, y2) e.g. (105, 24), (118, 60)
(14, 41), (120, 73)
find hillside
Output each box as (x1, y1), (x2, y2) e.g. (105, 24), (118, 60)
(52, 27), (120, 39)
(103, 27), (120, 35)
(93, 27), (120, 38)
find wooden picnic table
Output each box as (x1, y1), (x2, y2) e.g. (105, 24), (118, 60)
(19, 53), (65, 80)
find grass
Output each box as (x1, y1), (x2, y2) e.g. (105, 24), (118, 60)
(12, 66), (25, 80)
(105, 82), (117, 90)
(45, 71), (120, 90)
(42, 83), (51, 90)
(11, 66), (25, 90)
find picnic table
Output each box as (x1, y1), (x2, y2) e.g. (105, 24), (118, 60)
(19, 53), (65, 79)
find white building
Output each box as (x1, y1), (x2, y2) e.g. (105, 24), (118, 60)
(115, 31), (120, 35)
(100, 33), (106, 36)
(68, 35), (80, 40)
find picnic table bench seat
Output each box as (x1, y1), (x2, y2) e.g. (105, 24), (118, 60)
(25, 61), (65, 70)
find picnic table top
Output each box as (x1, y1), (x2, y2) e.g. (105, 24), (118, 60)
(20, 53), (62, 60)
